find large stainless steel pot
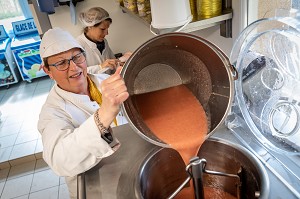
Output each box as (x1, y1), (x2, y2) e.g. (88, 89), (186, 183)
(121, 33), (236, 147)
(137, 138), (269, 199)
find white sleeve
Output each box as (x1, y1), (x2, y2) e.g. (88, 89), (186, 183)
(38, 105), (116, 177)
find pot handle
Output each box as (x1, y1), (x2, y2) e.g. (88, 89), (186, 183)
(150, 16), (192, 36)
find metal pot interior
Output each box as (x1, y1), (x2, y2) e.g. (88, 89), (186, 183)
(121, 33), (233, 147)
(137, 138), (269, 199)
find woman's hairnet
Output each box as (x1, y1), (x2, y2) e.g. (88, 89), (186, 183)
(79, 7), (111, 27)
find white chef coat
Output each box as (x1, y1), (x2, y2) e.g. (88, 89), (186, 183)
(37, 73), (127, 199)
(76, 33), (115, 74)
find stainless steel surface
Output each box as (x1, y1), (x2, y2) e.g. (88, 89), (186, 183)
(138, 138), (268, 199)
(80, 124), (300, 199)
(167, 157), (242, 199)
(121, 33), (235, 148)
(137, 146), (187, 199)
(197, 138), (269, 199)
(82, 124), (161, 199)
(77, 173), (86, 199)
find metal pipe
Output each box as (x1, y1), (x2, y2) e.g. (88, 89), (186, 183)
(77, 173), (86, 199)
(167, 176), (191, 199)
(190, 157), (206, 199)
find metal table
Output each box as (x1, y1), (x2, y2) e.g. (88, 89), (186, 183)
(79, 124), (300, 199)
(78, 124), (161, 199)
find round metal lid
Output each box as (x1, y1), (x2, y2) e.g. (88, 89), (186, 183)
(230, 16), (300, 155)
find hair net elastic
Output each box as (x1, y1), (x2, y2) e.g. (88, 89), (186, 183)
(79, 7), (111, 27)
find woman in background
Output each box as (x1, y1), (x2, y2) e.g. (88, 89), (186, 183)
(77, 7), (131, 74)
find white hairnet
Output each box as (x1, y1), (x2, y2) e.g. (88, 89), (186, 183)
(40, 27), (84, 59)
(79, 7), (111, 27)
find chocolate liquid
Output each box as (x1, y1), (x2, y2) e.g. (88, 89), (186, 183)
(135, 85), (236, 199)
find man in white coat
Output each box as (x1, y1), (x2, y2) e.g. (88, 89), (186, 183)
(38, 27), (129, 198)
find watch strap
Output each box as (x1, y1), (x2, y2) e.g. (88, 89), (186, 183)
(94, 111), (114, 144)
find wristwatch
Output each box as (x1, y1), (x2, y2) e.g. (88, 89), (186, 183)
(101, 127), (113, 144)
(94, 111), (114, 144)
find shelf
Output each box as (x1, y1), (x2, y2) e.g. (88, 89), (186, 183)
(181, 11), (232, 33)
(120, 6), (233, 37)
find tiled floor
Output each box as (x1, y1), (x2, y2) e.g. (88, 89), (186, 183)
(0, 77), (70, 198)
(0, 76), (52, 168)
(0, 159), (69, 199)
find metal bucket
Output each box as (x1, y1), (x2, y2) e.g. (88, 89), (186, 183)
(121, 32), (236, 147)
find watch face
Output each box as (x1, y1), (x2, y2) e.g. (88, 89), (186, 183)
(101, 128), (113, 144)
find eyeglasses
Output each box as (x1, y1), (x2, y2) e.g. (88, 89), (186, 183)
(48, 51), (86, 71)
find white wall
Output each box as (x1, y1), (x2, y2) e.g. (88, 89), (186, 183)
(48, 0), (246, 57)
(48, 0), (154, 54)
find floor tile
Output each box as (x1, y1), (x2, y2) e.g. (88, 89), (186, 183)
(0, 115), (6, 127)
(9, 155), (36, 167)
(8, 160), (35, 180)
(0, 167), (9, 182)
(1, 174), (33, 199)
(59, 184), (70, 199)
(0, 77), (65, 198)
(0, 89), (7, 100)
(16, 85), (36, 94)
(12, 195), (29, 199)
(0, 134), (18, 148)
(0, 182), (5, 198)
(9, 140), (37, 160)
(32, 88), (49, 96)
(2, 114), (25, 126)
(0, 146), (13, 163)
(15, 130), (39, 145)
(0, 162), (10, 169)
(34, 139), (43, 154)
(34, 158), (49, 173)
(0, 122), (22, 137)
(36, 82), (51, 90)
(30, 169), (60, 193)
(29, 186), (59, 199)
(59, 177), (66, 185)
(19, 119), (39, 133)
(34, 152), (42, 160)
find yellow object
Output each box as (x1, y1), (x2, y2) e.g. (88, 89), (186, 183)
(137, 0), (151, 23)
(189, 0), (197, 21)
(87, 76), (118, 126)
(123, 0), (138, 14)
(197, 0), (222, 20)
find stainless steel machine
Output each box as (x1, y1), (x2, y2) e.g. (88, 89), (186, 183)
(79, 15), (300, 199)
